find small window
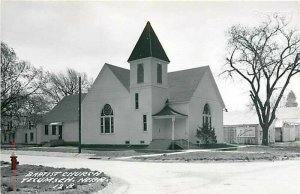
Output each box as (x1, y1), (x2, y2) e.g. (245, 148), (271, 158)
(30, 133), (34, 141)
(52, 125), (56, 135)
(45, 125), (49, 135)
(157, 64), (162, 84)
(135, 93), (139, 109)
(111, 117), (114, 133)
(100, 118), (104, 133)
(125, 141), (130, 144)
(104, 117), (110, 133)
(140, 140), (145, 144)
(137, 64), (144, 83)
(143, 115), (147, 131)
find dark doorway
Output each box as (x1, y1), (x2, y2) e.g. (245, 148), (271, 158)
(25, 133), (28, 143)
(275, 128), (282, 142)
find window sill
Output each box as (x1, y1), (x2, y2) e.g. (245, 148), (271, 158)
(100, 133), (115, 135)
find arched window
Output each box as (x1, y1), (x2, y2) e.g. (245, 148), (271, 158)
(137, 64), (144, 83)
(157, 63), (162, 84)
(100, 104), (114, 134)
(202, 103), (211, 127)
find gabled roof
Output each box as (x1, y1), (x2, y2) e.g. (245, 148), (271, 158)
(224, 107), (300, 126)
(104, 64), (222, 104)
(276, 107), (300, 124)
(128, 21), (170, 62)
(106, 64), (130, 91)
(167, 66), (208, 102)
(224, 111), (259, 126)
(43, 94), (86, 123)
(153, 105), (187, 118)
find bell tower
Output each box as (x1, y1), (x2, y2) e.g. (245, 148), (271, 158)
(128, 21), (170, 113)
(128, 22), (170, 143)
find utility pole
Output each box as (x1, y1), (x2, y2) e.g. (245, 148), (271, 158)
(78, 76), (82, 153)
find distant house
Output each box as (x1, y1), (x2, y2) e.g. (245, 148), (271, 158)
(224, 107), (300, 145)
(1, 115), (34, 145)
(33, 94), (86, 145)
(224, 111), (275, 145)
(274, 107), (300, 142)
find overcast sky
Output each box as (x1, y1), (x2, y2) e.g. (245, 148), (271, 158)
(2, 1), (300, 111)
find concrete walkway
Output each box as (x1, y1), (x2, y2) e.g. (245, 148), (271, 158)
(115, 145), (252, 160)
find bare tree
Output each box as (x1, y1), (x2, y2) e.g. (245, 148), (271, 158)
(1, 42), (44, 117)
(222, 14), (300, 145)
(41, 68), (92, 104)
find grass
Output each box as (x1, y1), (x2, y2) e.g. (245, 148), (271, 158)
(3, 142), (300, 162)
(1, 161), (110, 194)
(2, 146), (157, 158)
(133, 145), (300, 162)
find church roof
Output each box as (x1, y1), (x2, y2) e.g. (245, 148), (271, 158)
(128, 22), (170, 62)
(167, 66), (208, 102)
(42, 94), (87, 123)
(106, 64), (130, 91)
(105, 64), (216, 103)
(153, 105), (187, 117)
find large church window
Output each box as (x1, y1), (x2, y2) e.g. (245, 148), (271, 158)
(202, 103), (211, 127)
(100, 104), (114, 134)
(137, 64), (144, 83)
(157, 63), (162, 84)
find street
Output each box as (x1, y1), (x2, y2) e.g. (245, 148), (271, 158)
(1, 152), (300, 194)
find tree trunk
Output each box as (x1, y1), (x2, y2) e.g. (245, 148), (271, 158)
(262, 126), (269, 146)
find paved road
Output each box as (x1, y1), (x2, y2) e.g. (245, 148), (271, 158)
(1, 152), (300, 194)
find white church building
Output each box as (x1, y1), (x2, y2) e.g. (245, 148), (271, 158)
(81, 22), (225, 147)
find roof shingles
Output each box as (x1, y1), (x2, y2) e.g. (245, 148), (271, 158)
(43, 94), (86, 123)
(128, 22), (170, 62)
(105, 64), (209, 103)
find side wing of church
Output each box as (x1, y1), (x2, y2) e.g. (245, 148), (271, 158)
(81, 22), (225, 147)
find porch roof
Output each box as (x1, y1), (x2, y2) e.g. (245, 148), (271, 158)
(153, 105), (187, 119)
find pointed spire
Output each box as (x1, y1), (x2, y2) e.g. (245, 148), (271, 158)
(128, 22), (170, 62)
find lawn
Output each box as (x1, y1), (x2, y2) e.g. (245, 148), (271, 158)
(132, 145), (300, 162)
(1, 161), (110, 194)
(2, 143), (300, 162)
(4, 146), (151, 158)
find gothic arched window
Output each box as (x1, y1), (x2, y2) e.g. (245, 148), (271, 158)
(100, 104), (114, 134)
(202, 103), (211, 127)
(137, 64), (144, 83)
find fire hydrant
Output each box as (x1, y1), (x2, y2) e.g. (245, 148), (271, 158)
(10, 152), (18, 170)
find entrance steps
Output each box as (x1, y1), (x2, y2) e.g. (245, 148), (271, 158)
(147, 139), (172, 150)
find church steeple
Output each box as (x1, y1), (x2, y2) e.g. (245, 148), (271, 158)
(128, 21), (170, 62)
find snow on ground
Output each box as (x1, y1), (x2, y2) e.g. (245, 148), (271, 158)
(1, 151), (300, 194)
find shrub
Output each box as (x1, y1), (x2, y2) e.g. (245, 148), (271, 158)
(196, 123), (217, 144)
